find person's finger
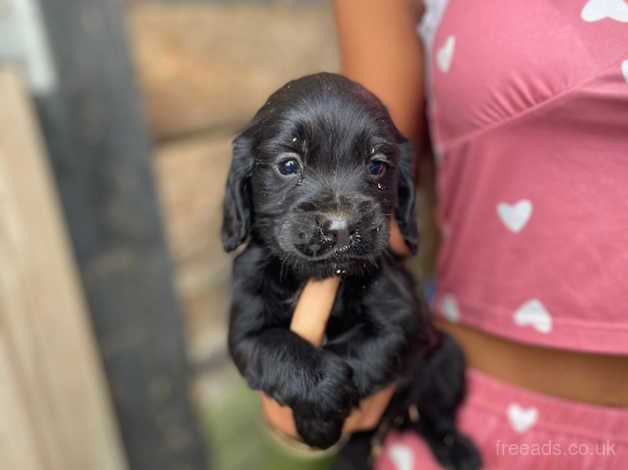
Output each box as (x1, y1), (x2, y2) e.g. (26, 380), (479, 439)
(342, 383), (396, 433)
(390, 218), (411, 256)
(261, 393), (299, 438)
(290, 276), (341, 345)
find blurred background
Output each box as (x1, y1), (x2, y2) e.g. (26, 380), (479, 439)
(0, 1), (435, 469)
(132, 1), (339, 469)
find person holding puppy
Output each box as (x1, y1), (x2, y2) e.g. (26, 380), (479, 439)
(263, 0), (628, 468)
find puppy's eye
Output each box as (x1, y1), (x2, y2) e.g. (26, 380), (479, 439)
(367, 159), (387, 177)
(277, 157), (301, 176)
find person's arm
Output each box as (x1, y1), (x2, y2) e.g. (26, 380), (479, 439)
(335, 0), (425, 255)
(333, 0), (425, 148)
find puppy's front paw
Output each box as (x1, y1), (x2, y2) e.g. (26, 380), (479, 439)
(293, 413), (345, 449)
(292, 353), (359, 448)
(429, 431), (482, 470)
(314, 352), (360, 412)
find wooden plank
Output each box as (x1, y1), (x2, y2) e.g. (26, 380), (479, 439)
(0, 334), (43, 470)
(0, 68), (127, 470)
(34, 1), (210, 468)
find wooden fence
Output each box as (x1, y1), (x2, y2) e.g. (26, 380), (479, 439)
(0, 68), (127, 470)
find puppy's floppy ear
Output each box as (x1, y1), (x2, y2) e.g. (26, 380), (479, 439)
(221, 134), (255, 252)
(395, 140), (419, 255)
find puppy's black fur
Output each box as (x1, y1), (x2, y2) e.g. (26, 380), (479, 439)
(222, 73), (481, 469)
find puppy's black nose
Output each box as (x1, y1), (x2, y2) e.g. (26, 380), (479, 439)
(319, 214), (353, 251)
(290, 212), (354, 259)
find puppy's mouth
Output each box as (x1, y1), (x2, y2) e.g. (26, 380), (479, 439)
(276, 210), (388, 264)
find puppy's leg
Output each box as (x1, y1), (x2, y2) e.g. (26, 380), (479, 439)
(231, 325), (360, 448)
(410, 332), (482, 470)
(331, 385), (417, 470)
(331, 431), (376, 470)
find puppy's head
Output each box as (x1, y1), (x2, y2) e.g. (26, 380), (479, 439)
(222, 73), (418, 278)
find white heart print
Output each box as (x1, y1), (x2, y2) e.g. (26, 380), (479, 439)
(440, 294), (460, 322)
(514, 299), (553, 333)
(389, 443), (414, 470)
(622, 60), (628, 82)
(507, 403), (539, 433)
(497, 200), (533, 233)
(437, 35), (456, 73)
(581, 0), (628, 22)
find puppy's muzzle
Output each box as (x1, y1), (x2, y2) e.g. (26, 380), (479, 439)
(282, 199), (385, 260)
(278, 210), (355, 260)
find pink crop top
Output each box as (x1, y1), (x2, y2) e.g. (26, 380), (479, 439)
(419, 0), (628, 354)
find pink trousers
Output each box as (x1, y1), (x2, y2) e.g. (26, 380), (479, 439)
(376, 369), (628, 470)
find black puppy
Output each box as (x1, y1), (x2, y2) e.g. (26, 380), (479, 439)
(221, 73), (481, 469)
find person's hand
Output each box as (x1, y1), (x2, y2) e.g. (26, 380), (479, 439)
(261, 383), (395, 442)
(261, 220), (408, 445)
(261, 275), (395, 440)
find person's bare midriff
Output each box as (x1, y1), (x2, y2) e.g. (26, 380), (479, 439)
(437, 319), (628, 408)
